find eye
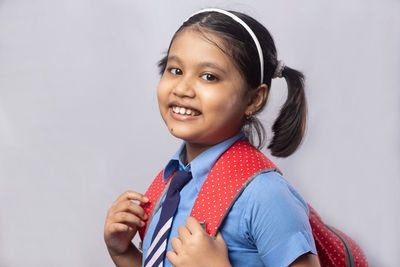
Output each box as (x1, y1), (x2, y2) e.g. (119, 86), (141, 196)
(201, 73), (218, 81)
(168, 67), (183, 75)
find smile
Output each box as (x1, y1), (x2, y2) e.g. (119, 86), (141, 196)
(171, 105), (201, 116)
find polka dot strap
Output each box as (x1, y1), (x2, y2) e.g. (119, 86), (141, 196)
(190, 140), (278, 236)
(139, 170), (176, 241)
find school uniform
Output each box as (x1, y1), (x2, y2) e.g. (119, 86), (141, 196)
(141, 131), (317, 267)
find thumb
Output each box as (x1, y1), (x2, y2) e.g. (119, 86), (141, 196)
(215, 232), (227, 246)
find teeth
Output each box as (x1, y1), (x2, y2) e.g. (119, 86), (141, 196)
(172, 105), (197, 116)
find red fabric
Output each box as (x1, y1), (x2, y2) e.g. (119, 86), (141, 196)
(190, 140), (277, 236)
(308, 205), (369, 267)
(138, 170), (175, 240)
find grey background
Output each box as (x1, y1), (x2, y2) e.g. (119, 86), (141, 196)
(0, 0), (399, 266)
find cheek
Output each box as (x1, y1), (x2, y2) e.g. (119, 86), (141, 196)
(157, 83), (167, 107)
(203, 91), (244, 115)
(157, 75), (174, 104)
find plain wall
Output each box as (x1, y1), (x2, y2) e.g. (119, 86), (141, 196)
(0, 0), (399, 266)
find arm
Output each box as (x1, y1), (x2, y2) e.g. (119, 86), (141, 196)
(289, 253), (320, 267)
(166, 217), (231, 267)
(104, 190), (149, 267)
(108, 243), (142, 267)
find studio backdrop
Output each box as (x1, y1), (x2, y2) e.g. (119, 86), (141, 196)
(0, 0), (399, 266)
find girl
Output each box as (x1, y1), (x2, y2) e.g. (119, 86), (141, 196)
(104, 8), (319, 267)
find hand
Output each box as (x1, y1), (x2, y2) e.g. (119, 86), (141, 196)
(166, 217), (231, 267)
(104, 190), (149, 257)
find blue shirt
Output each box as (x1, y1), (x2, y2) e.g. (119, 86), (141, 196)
(142, 132), (317, 267)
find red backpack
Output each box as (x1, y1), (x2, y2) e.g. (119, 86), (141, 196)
(140, 140), (368, 266)
(308, 205), (368, 266)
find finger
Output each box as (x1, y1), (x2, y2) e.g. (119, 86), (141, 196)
(215, 232), (227, 246)
(170, 237), (183, 253)
(108, 222), (134, 234)
(110, 200), (147, 220)
(185, 216), (204, 234)
(166, 250), (179, 265)
(112, 211), (145, 228)
(177, 225), (191, 242)
(114, 190), (149, 205)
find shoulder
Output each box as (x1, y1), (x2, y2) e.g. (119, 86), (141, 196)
(241, 171), (309, 215)
(235, 171), (311, 238)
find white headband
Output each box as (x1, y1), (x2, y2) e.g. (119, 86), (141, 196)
(186, 8), (264, 84)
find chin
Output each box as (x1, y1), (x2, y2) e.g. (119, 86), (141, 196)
(169, 129), (197, 141)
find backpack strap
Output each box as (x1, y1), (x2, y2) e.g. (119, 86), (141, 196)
(139, 169), (176, 241)
(139, 140), (279, 239)
(190, 140), (279, 236)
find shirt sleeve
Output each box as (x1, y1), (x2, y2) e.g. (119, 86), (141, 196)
(242, 172), (317, 267)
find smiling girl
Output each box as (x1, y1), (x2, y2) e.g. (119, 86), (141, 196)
(104, 8), (319, 267)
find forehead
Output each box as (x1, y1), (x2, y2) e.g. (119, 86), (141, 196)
(168, 28), (235, 68)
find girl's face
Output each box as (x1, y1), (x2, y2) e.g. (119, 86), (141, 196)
(157, 28), (250, 147)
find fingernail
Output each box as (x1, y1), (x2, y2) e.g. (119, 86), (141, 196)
(143, 196), (149, 202)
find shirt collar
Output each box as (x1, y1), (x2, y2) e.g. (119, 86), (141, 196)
(163, 131), (246, 192)
(163, 142), (188, 179)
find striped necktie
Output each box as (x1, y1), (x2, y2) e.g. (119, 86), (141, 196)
(144, 170), (192, 267)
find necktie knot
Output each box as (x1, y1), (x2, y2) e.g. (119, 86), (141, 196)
(169, 170), (192, 192)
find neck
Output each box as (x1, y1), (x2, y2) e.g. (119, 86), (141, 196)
(184, 131), (243, 163)
(185, 142), (213, 163)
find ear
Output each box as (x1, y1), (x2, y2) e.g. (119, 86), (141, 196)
(245, 84), (268, 117)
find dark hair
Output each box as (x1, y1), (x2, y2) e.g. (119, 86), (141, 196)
(158, 10), (307, 158)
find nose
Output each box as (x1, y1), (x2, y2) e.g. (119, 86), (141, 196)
(172, 76), (195, 98)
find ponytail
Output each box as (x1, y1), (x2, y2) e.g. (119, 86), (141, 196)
(267, 66), (307, 157)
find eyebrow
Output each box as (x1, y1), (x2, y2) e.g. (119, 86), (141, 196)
(199, 62), (227, 75)
(167, 55), (228, 75)
(167, 55), (183, 65)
